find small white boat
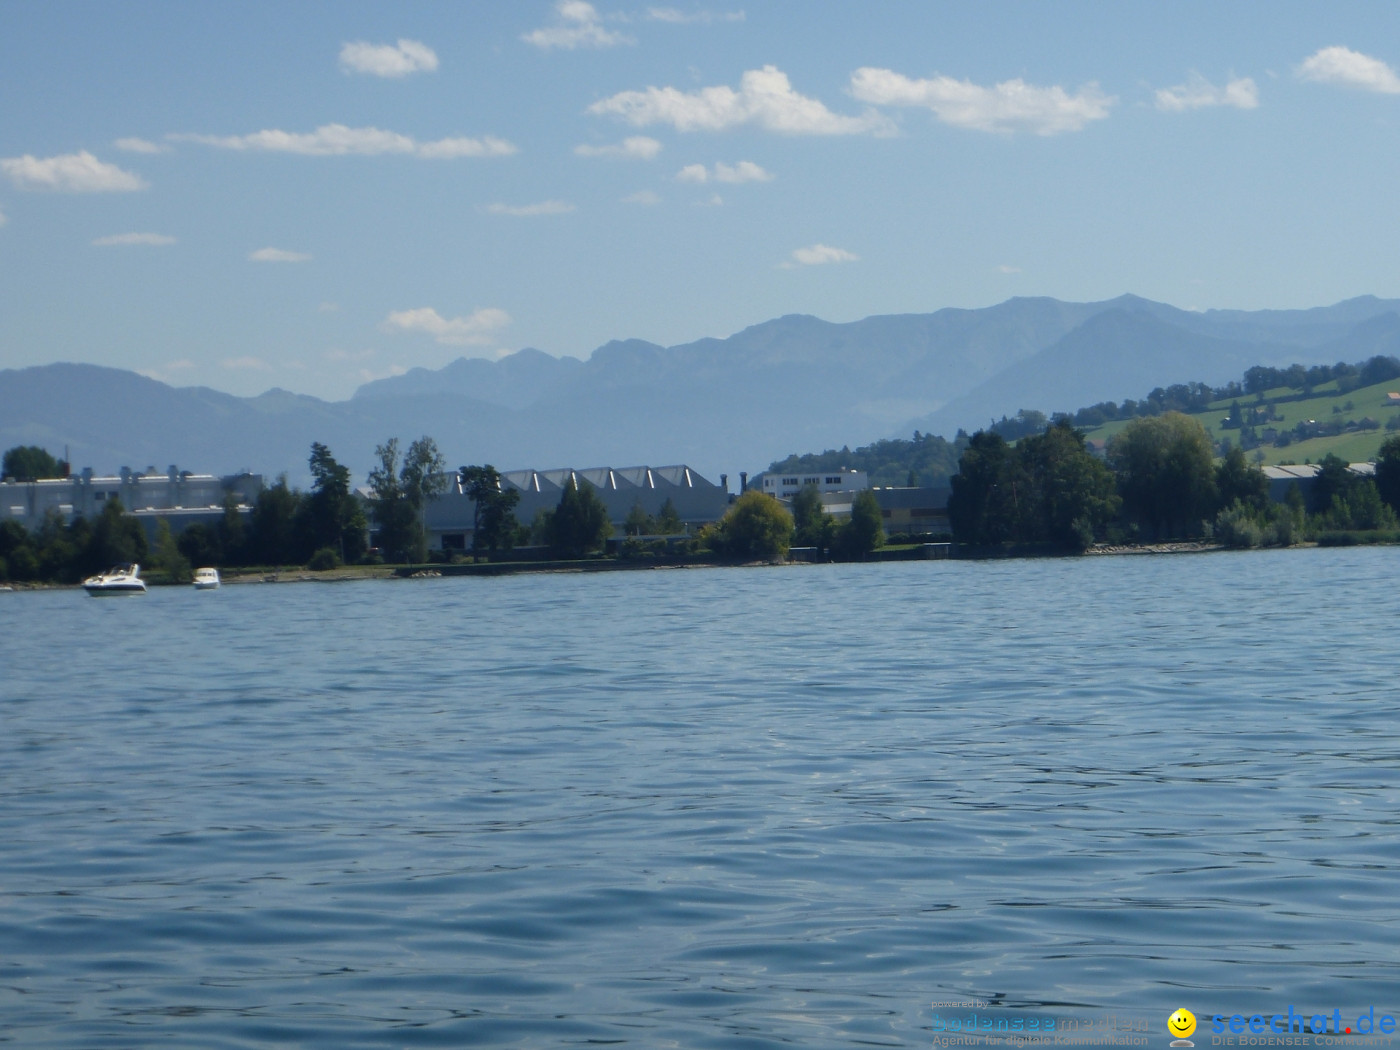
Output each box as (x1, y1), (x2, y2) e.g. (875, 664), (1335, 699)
(83, 563), (147, 596)
(192, 567), (221, 590)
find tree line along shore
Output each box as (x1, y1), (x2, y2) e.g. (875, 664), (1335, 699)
(4, 410), (1400, 588)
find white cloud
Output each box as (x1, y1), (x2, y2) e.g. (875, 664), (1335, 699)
(339, 39), (438, 77)
(574, 136), (662, 159)
(675, 160), (773, 183)
(850, 67), (1113, 135)
(416, 136), (518, 158)
(249, 247), (312, 262)
(92, 232), (176, 246)
(172, 124), (517, 158)
(0, 150), (148, 192)
(997, 264), (1021, 274)
(484, 200), (575, 216)
(1156, 73), (1259, 112)
(1297, 45), (1400, 94)
(646, 7), (745, 23)
(318, 301), (340, 313)
(694, 193), (723, 207)
(523, 2), (633, 49)
(114, 137), (168, 154)
(589, 65), (894, 135)
(622, 189), (661, 205)
(384, 306), (511, 346)
(785, 243), (858, 267)
(222, 356), (272, 371)
(715, 160), (772, 182)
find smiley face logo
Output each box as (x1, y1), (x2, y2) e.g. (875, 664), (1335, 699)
(1169, 1009), (1197, 1039)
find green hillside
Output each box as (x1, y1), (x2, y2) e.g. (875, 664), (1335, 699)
(1081, 377), (1400, 465)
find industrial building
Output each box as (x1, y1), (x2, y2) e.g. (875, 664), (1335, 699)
(0, 466), (263, 541)
(869, 485), (953, 535)
(1262, 462), (1375, 503)
(422, 465), (731, 551)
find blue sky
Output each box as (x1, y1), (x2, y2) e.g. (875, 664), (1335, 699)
(5, 2), (1400, 400)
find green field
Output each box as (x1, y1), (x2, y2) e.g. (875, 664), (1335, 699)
(1079, 378), (1400, 465)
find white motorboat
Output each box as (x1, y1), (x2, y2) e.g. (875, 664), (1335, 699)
(192, 567), (221, 590)
(83, 563), (147, 596)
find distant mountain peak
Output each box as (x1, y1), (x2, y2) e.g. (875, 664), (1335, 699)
(11, 294), (1400, 487)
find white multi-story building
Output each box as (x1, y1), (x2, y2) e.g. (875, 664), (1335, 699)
(757, 468), (868, 501)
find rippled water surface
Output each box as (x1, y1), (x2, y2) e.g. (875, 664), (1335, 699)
(3, 548), (1399, 1047)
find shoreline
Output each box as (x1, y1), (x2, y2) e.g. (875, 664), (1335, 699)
(1, 537), (1376, 594)
(1084, 540), (1223, 556)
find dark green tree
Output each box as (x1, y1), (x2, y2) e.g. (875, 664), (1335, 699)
(85, 498), (148, 570)
(528, 508), (554, 546)
(1336, 481), (1398, 531)
(403, 437), (446, 508)
(1214, 445), (1269, 513)
(548, 477), (612, 558)
(655, 497), (683, 535)
(623, 500), (653, 537)
(947, 431), (1024, 545)
(368, 440), (414, 562)
(712, 490), (792, 562)
(949, 422), (1115, 550)
(217, 493), (247, 564)
(460, 464), (521, 554)
(1014, 421), (1118, 550)
(0, 520), (33, 572)
(791, 483), (835, 554)
(2, 445), (62, 481)
(247, 477), (305, 566)
(1309, 453), (1354, 515)
(1107, 412), (1218, 539)
(1375, 435), (1400, 514)
(6, 544), (39, 581)
(301, 442), (364, 562)
(153, 518), (192, 583)
(833, 489), (885, 560)
(403, 437), (446, 562)
(368, 437), (446, 562)
(177, 522), (222, 568)
(37, 511), (84, 582)
(1284, 482), (1306, 523)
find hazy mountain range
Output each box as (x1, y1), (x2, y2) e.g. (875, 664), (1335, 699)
(5, 294), (1400, 488)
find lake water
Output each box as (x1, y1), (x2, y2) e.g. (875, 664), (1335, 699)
(2, 548), (1398, 1048)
